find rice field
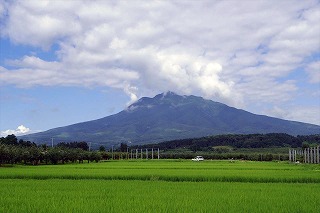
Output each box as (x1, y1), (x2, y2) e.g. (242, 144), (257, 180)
(0, 160), (319, 212)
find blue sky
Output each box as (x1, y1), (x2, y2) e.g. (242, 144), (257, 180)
(0, 0), (319, 136)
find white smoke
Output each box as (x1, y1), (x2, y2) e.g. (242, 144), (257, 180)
(124, 84), (138, 106)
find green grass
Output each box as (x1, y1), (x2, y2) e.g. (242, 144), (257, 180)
(1, 160), (319, 183)
(0, 179), (319, 213)
(0, 160), (319, 212)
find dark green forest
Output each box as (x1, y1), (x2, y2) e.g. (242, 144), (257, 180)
(133, 133), (320, 150)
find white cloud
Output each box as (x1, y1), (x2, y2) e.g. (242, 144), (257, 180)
(0, 1), (6, 19)
(306, 61), (320, 83)
(2, 0), (81, 49)
(266, 106), (320, 125)
(0, 0), (319, 123)
(1, 125), (31, 137)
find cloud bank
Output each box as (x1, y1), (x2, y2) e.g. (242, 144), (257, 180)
(0, 0), (319, 124)
(1, 125), (31, 137)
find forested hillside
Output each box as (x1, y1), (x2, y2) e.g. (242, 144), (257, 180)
(133, 133), (320, 151)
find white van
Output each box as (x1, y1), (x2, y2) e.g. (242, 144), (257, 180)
(192, 156), (204, 161)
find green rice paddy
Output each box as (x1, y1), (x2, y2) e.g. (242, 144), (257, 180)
(1, 160), (319, 212)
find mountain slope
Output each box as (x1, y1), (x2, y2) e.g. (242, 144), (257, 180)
(22, 92), (320, 146)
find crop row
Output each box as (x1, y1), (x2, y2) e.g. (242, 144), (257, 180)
(1, 173), (319, 184)
(0, 179), (319, 213)
(1, 160), (319, 183)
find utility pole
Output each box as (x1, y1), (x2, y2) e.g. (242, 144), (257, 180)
(89, 142), (92, 151)
(112, 145), (114, 160)
(51, 138), (54, 148)
(127, 147), (129, 160)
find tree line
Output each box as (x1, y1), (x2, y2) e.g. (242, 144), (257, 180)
(2, 133), (319, 165)
(132, 133), (320, 151)
(0, 135), (103, 166)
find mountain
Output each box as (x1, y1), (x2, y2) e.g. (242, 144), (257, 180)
(21, 92), (320, 146)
